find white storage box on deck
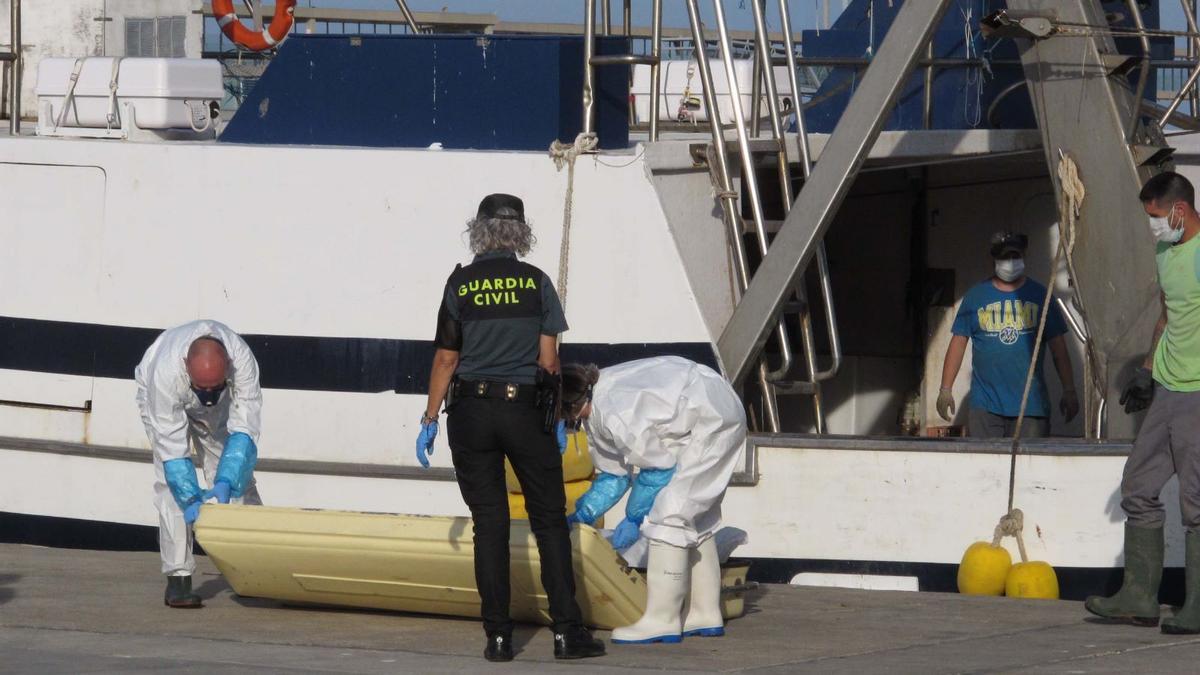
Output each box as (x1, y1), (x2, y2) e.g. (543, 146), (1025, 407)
(36, 57), (222, 131)
(632, 59), (795, 124)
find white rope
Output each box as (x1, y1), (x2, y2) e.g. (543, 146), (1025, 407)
(547, 132), (598, 312)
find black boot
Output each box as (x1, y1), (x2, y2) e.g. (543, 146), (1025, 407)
(553, 625), (605, 660)
(163, 575), (203, 608)
(483, 631), (514, 662)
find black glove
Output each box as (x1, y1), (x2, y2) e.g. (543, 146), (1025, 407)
(1119, 367), (1154, 414)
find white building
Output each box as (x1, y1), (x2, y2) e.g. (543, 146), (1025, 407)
(1, 0), (203, 119)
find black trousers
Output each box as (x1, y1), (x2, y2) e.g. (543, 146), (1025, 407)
(446, 396), (584, 634)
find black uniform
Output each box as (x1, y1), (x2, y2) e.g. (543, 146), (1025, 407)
(434, 250), (583, 636)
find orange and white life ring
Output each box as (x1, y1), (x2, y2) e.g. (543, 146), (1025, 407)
(213, 0), (297, 52)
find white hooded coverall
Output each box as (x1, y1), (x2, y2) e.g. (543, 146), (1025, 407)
(585, 356), (747, 548)
(134, 320), (263, 576)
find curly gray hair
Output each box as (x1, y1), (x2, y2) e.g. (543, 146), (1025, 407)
(466, 217), (536, 257)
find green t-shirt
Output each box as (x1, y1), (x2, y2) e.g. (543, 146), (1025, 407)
(1153, 235), (1200, 391)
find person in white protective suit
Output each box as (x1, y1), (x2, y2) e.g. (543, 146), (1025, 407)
(134, 319), (263, 608)
(561, 356), (747, 644)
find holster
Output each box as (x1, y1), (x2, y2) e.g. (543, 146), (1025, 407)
(534, 368), (561, 434)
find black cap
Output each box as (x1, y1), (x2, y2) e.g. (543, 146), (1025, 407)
(989, 231), (1028, 258)
(477, 193), (525, 222)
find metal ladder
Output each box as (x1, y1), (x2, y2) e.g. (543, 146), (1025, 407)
(579, 0), (842, 433)
(680, 0), (842, 433)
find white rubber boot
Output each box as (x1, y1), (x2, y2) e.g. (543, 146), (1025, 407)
(682, 536), (725, 637)
(612, 540), (689, 644)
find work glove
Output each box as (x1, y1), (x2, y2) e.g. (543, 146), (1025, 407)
(609, 518), (641, 550)
(183, 501), (202, 525)
(936, 388), (956, 422)
(416, 418), (438, 468)
(556, 420), (568, 455)
(1119, 367), (1154, 414)
(1060, 390), (1080, 422)
(205, 481), (232, 505)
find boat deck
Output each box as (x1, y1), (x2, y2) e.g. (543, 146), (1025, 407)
(3, 544), (1198, 673)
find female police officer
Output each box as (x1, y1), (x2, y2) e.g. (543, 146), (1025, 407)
(416, 194), (605, 662)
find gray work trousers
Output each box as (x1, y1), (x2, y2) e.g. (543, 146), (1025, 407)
(1121, 386), (1200, 532)
(968, 407), (1048, 439)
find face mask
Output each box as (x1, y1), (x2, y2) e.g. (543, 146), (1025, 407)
(191, 382), (227, 407)
(1150, 206), (1184, 243)
(995, 258), (1025, 282)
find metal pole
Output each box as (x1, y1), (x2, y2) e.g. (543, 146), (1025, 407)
(1125, 0), (1151, 141)
(923, 40), (934, 129)
(749, 0), (766, 138)
(9, 0), (20, 135)
(394, 0), (423, 33)
(712, 0), (797, 384)
(684, 0), (781, 432)
(623, 0), (631, 37)
(719, 0), (953, 385)
(602, 0), (611, 36)
(649, 0), (663, 141)
(583, 0), (597, 134)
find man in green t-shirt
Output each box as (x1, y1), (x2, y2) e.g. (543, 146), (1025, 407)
(1087, 172), (1200, 634)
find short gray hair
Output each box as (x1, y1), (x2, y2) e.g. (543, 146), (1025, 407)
(466, 216), (536, 256)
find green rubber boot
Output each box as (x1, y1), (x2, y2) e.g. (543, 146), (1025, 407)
(1084, 524), (1162, 626)
(1163, 531), (1200, 634)
(164, 575), (203, 608)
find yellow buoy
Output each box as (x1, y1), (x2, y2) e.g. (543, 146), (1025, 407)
(957, 541), (1012, 596)
(505, 431), (594, 492)
(1005, 561), (1059, 599)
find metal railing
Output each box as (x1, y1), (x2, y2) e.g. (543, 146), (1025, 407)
(582, 0), (661, 139)
(4, 0), (20, 134)
(646, 0), (843, 432)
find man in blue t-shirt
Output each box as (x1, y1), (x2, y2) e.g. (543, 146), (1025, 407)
(936, 231), (1079, 437)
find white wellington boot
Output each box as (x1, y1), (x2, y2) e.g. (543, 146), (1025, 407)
(682, 536), (725, 637)
(612, 539), (689, 644)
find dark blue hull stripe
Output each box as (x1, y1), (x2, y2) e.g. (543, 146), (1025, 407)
(0, 511), (1178, 604)
(0, 316), (719, 394)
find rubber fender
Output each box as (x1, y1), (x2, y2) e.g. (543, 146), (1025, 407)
(1005, 561), (1059, 599)
(957, 541), (1012, 596)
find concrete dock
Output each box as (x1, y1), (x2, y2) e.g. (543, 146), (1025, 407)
(2, 543), (1200, 673)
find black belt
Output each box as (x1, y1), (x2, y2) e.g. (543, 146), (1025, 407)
(453, 378), (539, 403)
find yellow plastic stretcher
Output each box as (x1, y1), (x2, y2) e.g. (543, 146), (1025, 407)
(195, 505), (750, 629)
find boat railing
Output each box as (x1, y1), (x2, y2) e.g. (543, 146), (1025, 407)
(3, 0), (21, 135)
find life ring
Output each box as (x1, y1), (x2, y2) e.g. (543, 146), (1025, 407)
(213, 0), (296, 52)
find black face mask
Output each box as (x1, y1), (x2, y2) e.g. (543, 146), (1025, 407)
(191, 382), (227, 407)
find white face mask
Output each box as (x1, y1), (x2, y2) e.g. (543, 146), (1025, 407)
(995, 258), (1025, 282)
(1149, 205), (1184, 243)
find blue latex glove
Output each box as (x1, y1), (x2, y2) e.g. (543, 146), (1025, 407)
(556, 420), (568, 455)
(609, 518), (641, 550)
(183, 501), (202, 525)
(206, 481), (232, 504)
(416, 419), (438, 468)
(566, 512), (582, 526)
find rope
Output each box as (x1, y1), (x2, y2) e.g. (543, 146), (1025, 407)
(1056, 152), (1105, 401)
(548, 132), (598, 312)
(997, 152), (1086, 556)
(991, 508), (1028, 563)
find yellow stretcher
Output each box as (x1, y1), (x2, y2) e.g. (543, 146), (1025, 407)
(195, 505), (750, 630)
